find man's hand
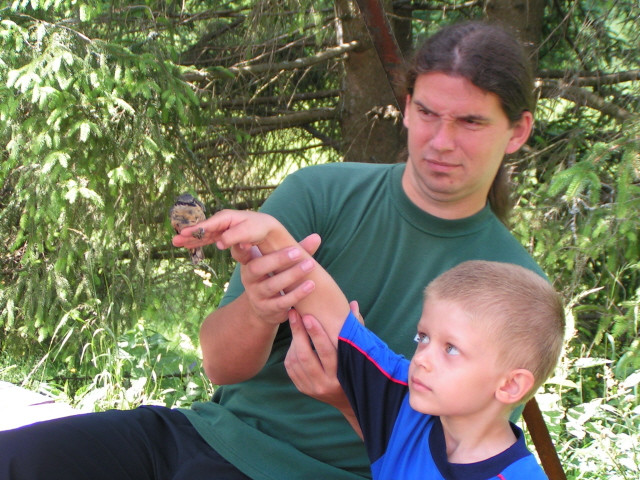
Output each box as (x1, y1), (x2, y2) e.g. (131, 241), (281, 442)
(198, 232), (322, 384)
(234, 234), (321, 326)
(285, 302), (364, 439)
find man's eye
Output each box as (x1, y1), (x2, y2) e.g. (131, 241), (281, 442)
(461, 118), (485, 130)
(445, 344), (460, 355)
(418, 108), (437, 119)
(414, 333), (430, 344)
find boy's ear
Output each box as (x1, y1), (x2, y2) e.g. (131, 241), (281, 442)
(495, 369), (535, 405)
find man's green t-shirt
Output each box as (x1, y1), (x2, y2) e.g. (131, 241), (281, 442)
(180, 162), (544, 479)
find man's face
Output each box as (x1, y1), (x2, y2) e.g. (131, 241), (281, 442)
(402, 72), (532, 219)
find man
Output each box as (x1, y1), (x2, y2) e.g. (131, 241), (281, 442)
(0, 21), (541, 480)
(176, 20), (538, 479)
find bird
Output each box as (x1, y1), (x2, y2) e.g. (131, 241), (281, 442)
(169, 193), (206, 265)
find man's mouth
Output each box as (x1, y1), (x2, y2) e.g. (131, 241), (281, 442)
(425, 158), (458, 172)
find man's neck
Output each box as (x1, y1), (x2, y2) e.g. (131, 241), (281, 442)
(400, 165), (488, 220)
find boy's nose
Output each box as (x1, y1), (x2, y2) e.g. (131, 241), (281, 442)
(413, 346), (434, 372)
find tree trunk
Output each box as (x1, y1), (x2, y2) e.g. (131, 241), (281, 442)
(335, 0), (406, 163)
(484, 0), (545, 70)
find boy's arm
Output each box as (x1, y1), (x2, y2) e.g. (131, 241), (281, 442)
(212, 210), (352, 346)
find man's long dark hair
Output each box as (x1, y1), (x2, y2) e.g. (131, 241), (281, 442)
(404, 21), (535, 223)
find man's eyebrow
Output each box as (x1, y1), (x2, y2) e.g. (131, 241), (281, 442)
(459, 114), (490, 124)
(412, 99), (490, 123)
(412, 99), (434, 112)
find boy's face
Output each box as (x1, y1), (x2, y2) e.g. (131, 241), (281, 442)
(408, 297), (509, 418)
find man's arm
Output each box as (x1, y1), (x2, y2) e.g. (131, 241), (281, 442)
(199, 292), (276, 385)
(174, 210), (350, 381)
(175, 217), (322, 384)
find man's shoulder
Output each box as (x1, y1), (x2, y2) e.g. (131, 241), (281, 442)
(290, 161), (399, 182)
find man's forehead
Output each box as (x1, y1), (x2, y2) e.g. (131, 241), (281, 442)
(411, 72), (503, 117)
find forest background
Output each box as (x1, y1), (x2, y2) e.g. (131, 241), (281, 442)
(0, 1), (638, 478)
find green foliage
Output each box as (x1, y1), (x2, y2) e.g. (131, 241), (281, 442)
(538, 351), (640, 479)
(67, 321), (215, 411)
(513, 103), (639, 480)
(1, 0), (337, 402)
(1, 313), (216, 410)
(1, 2), (640, 478)
(504, 7), (640, 475)
(0, 5), (224, 367)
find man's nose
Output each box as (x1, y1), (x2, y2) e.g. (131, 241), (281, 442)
(430, 120), (456, 152)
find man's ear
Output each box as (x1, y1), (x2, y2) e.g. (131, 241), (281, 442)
(505, 111), (533, 154)
(403, 94), (412, 129)
(495, 368), (535, 405)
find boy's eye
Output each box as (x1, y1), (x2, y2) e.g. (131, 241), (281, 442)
(414, 333), (430, 345)
(445, 344), (460, 355)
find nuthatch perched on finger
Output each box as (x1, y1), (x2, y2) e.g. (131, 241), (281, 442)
(170, 193), (206, 264)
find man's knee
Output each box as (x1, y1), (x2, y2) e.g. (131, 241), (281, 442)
(0, 422), (62, 478)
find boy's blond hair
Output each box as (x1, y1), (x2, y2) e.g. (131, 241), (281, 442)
(424, 260), (565, 403)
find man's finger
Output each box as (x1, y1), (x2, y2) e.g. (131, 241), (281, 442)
(300, 315), (338, 370)
(299, 233), (322, 256)
(349, 300), (365, 325)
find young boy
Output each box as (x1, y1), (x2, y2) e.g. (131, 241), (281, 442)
(199, 209), (565, 480)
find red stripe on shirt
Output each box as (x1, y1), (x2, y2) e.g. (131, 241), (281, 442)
(339, 336), (408, 386)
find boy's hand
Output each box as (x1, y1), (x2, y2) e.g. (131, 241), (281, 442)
(172, 209), (275, 252)
(285, 309), (343, 405)
(285, 302), (364, 439)
(285, 301), (363, 405)
(174, 208), (324, 327)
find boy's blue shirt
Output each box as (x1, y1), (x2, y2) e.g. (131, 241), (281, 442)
(337, 311), (549, 480)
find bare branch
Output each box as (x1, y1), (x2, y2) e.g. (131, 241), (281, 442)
(181, 15), (246, 64)
(392, 0), (480, 11)
(225, 143), (332, 157)
(539, 69), (640, 87)
(193, 142), (333, 158)
(209, 107), (337, 128)
(303, 125), (342, 152)
(539, 81), (632, 123)
(208, 90), (340, 109)
(182, 41), (360, 82)
(218, 185), (277, 192)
